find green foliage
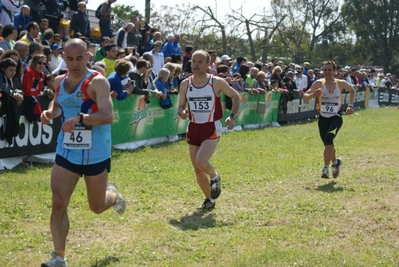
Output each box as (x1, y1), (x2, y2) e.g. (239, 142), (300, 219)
(341, 0), (399, 71)
(112, 4), (141, 22)
(1, 107), (399, 266)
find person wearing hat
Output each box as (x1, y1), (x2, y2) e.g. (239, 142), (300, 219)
(49, 43), (63, 72)
(303, 62), (310, 76)
(220, 54), (232, 67)
(70, 1), (90, 38)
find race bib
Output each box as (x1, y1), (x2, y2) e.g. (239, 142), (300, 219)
(63, 124), (92, 149)
(321, 102), (339, 115)
(189, 96), (212, 113)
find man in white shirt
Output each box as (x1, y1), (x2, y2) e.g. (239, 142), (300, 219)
(294, 65), (308, 92)
(151, 40), (164, 77)
(49, 43), (63, 72)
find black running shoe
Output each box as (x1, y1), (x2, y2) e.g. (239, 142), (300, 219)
(200, 198), (215, 210)
(332, 158), (342, 178)
(210, 175), (221, 199)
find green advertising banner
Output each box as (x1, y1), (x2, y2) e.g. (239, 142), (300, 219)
(111, 91), (281, 145)
(111, 94), (187, 144)
(221, 91), (281, 125)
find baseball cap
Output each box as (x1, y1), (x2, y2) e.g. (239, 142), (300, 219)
(220, 55), (232, 61)
(286, 71), (295, 77)
(303, 62), (310, 66)
(51, 44), (63, 50)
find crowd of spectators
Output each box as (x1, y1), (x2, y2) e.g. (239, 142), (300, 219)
(0, 1), (398, 145)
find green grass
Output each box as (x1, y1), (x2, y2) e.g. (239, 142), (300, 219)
(1, 107), (399, 266)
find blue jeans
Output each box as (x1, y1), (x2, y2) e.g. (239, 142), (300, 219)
(99, 19), (111, 38)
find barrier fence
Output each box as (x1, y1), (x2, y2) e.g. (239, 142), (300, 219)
(0, 87), (393, 162)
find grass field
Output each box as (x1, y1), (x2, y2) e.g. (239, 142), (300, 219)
(1, 107), (399, 267)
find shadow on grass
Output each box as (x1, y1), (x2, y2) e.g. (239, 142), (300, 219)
(313, 181), (344, 193)
(91, 255), (120, 267)
(169, 209), (217, 231)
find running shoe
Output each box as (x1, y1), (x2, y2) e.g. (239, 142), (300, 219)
(210, 175), (221, 199)
(332, 158), (342, 178)
(200, 198), (215, 210)
(41, 251), (66, 267)
(321, 166), (329, 179)
(107, 183), (126, 215)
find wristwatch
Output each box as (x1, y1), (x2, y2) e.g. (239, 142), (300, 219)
(78, 112), (84, 124)
(230, 114), (237, 119)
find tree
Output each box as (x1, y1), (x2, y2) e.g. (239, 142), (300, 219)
(112, 4), (141, 22)
(271, 0), (343, 63)
(341, 0), (399, 71)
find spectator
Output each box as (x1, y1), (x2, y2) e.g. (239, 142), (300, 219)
(95, 36), (110, 62)
(25, 41), (43, 66)
(42, 45), (52, 75)
(0, 24), (17, 50)
(114, 23), (134, 49)
(44, 0), (65, 34)
(307, 69), (315, 88)
(237, 64), (250, 87)
(22, 53), (46, 97)
(254, 71), (270, 92)
(128, 59), (153, 103)
(303, 62), (310, 76)
(173, 33), (181, 55)
(179, 59), (192, 82)
(294, 65), (308, 92)
(20, 21), (41, 45)
(232, 56), (247, 74)
(70, 1), (90, 38)
(14, 5), (31, 36)
(13, 40), (28, 71)
(24, 0), (41, 23)
(182, 45), (193, 68)
(42, 28), (54, 46)
(57, 13), (70, 41)
(99, 0), (116, 38)
(53, 33), (62, 45)
(0, 58), (23, 144)
(154, 68), (172, 109)
(48, 43), (62, 72)
(142, 51), (156, 80)
(141, 31), (152, 53)
(126, 15), (141, 50)
(108, 59), (135, 101)
(39, 18), (49, 41)
(0, 49), (24, 89)
(102, 43), (117, 77)
(116, 48), (126, 59)
(0, 0), (21, 26)
(270, 65), (285, 89)
(138, 18), (151, 55)
(208, 50), (217, 75)
(161, 34), (179, 60)
(151, 40), (164, 77)
(245, 67), (259, 88)
(220, 54), (232, 69)
(150, 31), (161, 48)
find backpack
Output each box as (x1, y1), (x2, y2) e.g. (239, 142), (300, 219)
(95, 3), (102, 19)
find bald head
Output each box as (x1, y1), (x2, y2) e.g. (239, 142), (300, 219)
(64, 38), (88, 53)
(192, 50), (210, 63)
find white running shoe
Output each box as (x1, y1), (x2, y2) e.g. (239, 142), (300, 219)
(107, 183), (126, 215)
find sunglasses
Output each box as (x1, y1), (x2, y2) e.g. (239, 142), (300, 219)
(37, 61), (47, 65)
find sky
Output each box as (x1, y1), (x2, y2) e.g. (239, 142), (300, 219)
(87, 0), (272, 20)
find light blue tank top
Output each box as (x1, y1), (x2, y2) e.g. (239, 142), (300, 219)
(56, 70), (111, 165)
